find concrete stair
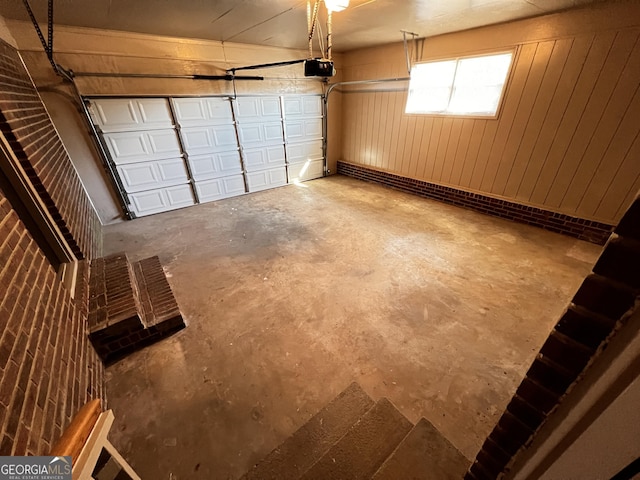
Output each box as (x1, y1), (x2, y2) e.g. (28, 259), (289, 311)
(241, 383), (470, 480)
(373, 418), (470, 480)
(88, 252), (185, 364)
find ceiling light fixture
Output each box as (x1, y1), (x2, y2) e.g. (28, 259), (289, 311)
(324, 0), (349, 12)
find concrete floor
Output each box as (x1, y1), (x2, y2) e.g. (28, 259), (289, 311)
(102, 175), (601, 480)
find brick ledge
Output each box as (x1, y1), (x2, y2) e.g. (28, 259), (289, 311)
(337, 161), (613, 245)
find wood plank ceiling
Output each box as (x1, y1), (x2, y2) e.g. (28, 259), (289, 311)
(0, 0), (604, 52)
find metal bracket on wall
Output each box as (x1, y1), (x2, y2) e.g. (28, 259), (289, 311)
(401, 30), (419, 75)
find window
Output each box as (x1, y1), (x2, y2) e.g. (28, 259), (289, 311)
(405, 51), (513, 117)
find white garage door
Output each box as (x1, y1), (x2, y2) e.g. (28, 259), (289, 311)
(283, 96), (324, 182)
(171, 97), (246, 203)
(236, 96), (287, 193)
(89, 95), (324, 217)
(90, 98), (195, 217)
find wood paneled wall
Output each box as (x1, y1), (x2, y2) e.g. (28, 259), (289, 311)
(340, 2), (640, 224)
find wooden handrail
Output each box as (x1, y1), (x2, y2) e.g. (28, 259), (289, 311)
(49, 399), (102, 465)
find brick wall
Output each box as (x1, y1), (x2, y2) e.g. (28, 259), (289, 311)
(0, 39), (101, 260)
(0, 189), (105, 455)
(0, 39), (105, 456)
(337, 161), (614, 245)
(465, 194), (640, 480)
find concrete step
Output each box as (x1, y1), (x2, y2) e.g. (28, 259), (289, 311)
(241, 382), (375, 480)
(299, 397), (413, 480)
(88, 252), (185, 363)
(372, 417), (471, 480)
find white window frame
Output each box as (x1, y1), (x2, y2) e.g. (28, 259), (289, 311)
(405, 49), (516, 119)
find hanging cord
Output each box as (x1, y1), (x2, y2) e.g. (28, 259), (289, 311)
(326, 10), (332, 61)
(317, 16), (325, 60)
(307, 1), (312, 58)
(308, 1), (320, 58)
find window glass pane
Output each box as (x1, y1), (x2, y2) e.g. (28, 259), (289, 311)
(454, 53), (513, 87)
(448, 53), (512, 115)
(448, 85), (503, 114)
(405, 52), (512, 116)
(406, 61), (456, 113)
(411, 60), (457, 87)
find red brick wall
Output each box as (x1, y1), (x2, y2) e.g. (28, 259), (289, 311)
(0, 39), (105, 456)
(0, 190), (105, 455)
(466, 194), (640, 479)
(0, 39), (101, 260)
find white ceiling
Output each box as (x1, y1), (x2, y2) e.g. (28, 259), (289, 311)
(0, 0), (603, 52)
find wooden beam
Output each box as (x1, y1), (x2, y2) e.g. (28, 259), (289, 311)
(50, 399), (102, 465)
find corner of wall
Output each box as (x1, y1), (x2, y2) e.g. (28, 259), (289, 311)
(0, 15), (17, 49)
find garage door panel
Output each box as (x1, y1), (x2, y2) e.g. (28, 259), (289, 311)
(118, 163), (157, 193)
(105, 129), (181, 164)
(180, 125), (238, 154)
(206, 99), (233, 123)
(148, 131), (183, 156)
(138, 99), (174, 125)
(129, 184), (195, 217)
(235, 96), (281, 121)
(92, 94), (323, 217)
(288, 159), (324, 182)
(93, 100), (138, 129)
(157, 159), (190, 184)
(285, 118), (322, 142)
(212, 126), (239, 147)
(243, 145), (286, 171)
(117, 158), (189, 193)
(188, 151), (242, 180)
(166, 184), (195, 206)
(196, 175), (246, 202)
(246, 167), (287, 192)
(180, 128), (211, 151)
(90, 98), (173, 132)
(172, 97), (233, 126)
(286, 140), (323, 164)
(172, 98), (206, 125)
(283, 95), (322, 118)
(238, 122), (283, 146)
